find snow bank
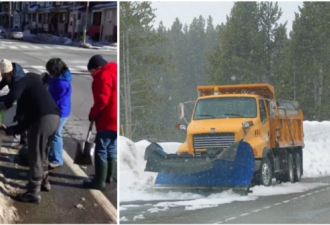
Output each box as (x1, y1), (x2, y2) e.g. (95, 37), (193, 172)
(0, 173), (20, 223)
(120, 121), (330, 212)
(303, 121), (330, 177)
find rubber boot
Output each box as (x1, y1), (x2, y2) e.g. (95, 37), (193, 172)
(83, 159), (107, 190)
(17, 180), (41, 204)
(106, 158), (117, 183)
(41, 172), (51, 192)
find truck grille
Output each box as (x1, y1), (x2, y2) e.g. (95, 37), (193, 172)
(193, 133), (235, 149)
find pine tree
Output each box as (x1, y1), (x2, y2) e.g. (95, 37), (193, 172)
(120, 2), (173, 141)
(288, 2), (330, 120)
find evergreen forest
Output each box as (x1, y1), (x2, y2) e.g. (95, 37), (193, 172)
(120, 1), (330, 142)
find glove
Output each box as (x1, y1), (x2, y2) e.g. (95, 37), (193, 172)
(41, 72), (50, 85)
(5, 126), (13, 136)
(0, 102), (7, 111)
(0, 125), (13, 136)
(89, 116), (94, 122)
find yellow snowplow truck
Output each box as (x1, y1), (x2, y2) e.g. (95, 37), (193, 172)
(144, 84), (304, 194)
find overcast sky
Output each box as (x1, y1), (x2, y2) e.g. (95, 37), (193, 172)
(151, 1), (303, 36)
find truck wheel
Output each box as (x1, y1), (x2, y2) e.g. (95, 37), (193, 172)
(294, 153), (302, 182)
(286, 154), (294, 183)
(260, 158), (273, 186)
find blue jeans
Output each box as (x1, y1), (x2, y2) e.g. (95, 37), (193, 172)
(49, 117), (67, 165)
(95, 130), (117, 163)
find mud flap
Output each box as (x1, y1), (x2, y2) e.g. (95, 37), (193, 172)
(144, 140), (255, 193)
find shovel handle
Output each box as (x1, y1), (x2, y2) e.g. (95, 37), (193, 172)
(86, 121), (94, 141)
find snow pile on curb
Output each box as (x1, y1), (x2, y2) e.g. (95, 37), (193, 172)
(23, 30), (36, 39)
(0, 178), (19, 224)
(120, 121), (330, 209)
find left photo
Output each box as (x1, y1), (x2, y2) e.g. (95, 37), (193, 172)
(0, 1), (117, 224)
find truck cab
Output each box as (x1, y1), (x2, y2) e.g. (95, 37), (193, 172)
(177, 84), (304, 187)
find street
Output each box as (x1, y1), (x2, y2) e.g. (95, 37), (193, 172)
(0, 39), (117, 223)
(120, 176), (330, 224)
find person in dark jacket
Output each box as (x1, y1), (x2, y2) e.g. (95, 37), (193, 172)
(0, 59), (60, 204)
(83, 55), (117, 190)
(0, 59), (28, 147)
(43, 58), (72, 169)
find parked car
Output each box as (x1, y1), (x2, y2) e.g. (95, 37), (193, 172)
(4, 28), (23, 40)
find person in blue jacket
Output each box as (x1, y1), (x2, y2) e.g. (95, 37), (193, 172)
(43, 58), (72, 169)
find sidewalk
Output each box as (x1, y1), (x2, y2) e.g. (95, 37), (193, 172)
(0, 105), (117, 223)
(22, 31), (117, 51)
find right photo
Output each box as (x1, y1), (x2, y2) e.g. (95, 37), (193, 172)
(120, 1), (329, 224)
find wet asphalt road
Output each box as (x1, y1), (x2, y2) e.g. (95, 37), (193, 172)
(120, 176), (330, 224)
(0, 39), (117, 223)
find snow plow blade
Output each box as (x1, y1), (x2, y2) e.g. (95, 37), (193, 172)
(144, 140), (255, 194)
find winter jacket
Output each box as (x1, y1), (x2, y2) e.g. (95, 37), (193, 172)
(89, 62), (117, 132)
(7, 73), (60, 135)
(0, 63), (26, 104)
(46, 70), (72, 118)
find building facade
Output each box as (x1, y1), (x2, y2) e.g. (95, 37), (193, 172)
(0, 1), (117, 43)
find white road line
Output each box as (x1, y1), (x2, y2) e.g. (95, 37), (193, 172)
(9, 46), (17, 49)
(31, 45), (41, 49)
(274, 203), (281, 206)
(300, 194), (306, 198)
(263, 205), (271, 209)
(23, 69), (29, 73)
(239, 213), (249, 217)
(20, 45), (29, 49)
(54, 46), (65, 49)
(76, 65), (87, 71)
(306, 193), (312, 195)
(252, 209), (261, 213)
(31, 65), (47, 73)
(62, 150), (117, 223)
(224, 217), (237, 222)
(43, 46), (53, 49)
(282, 200), (290, 203)
(292, 197), (298, 200)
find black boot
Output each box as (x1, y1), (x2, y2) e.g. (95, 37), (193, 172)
(106, 158), (117, 183)
(17, 180), (41, 204)
(41, 172), (51, 192)
(83, 159), (107, 190)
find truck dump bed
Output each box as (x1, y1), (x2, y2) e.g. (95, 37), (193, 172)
(270, 100), (304, 149)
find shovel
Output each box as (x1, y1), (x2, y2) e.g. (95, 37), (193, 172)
(73, 121), (95, 166)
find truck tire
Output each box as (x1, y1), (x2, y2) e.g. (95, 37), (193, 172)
(286, 154), (294, 183)
(259, 158), (273, 186)
(294, 153), (302, 182)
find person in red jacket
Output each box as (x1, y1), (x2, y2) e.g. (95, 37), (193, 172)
(84, 55), (117, 190)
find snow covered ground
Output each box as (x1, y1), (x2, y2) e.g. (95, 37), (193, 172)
(120, 121), (330, 220)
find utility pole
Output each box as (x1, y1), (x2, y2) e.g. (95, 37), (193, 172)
(83, 1), (89, 44)
(8, 2), (12, 28)
(71, 2), (75, 40)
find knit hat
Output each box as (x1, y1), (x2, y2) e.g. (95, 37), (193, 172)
(0, 59), (13, 73)
(87, 55), (108, 70)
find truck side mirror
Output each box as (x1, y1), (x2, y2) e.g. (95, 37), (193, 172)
(269, 100), (276, 119)
(178, 103), (184, 120)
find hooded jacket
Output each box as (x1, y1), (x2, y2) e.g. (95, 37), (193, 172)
(89, 62), (117, 132)
(46, 70), (72, 118)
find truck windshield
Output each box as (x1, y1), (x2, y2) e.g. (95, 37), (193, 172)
(193, 97), (257, 120)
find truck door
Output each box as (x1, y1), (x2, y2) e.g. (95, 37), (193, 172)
(258, 98), (270, 146)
